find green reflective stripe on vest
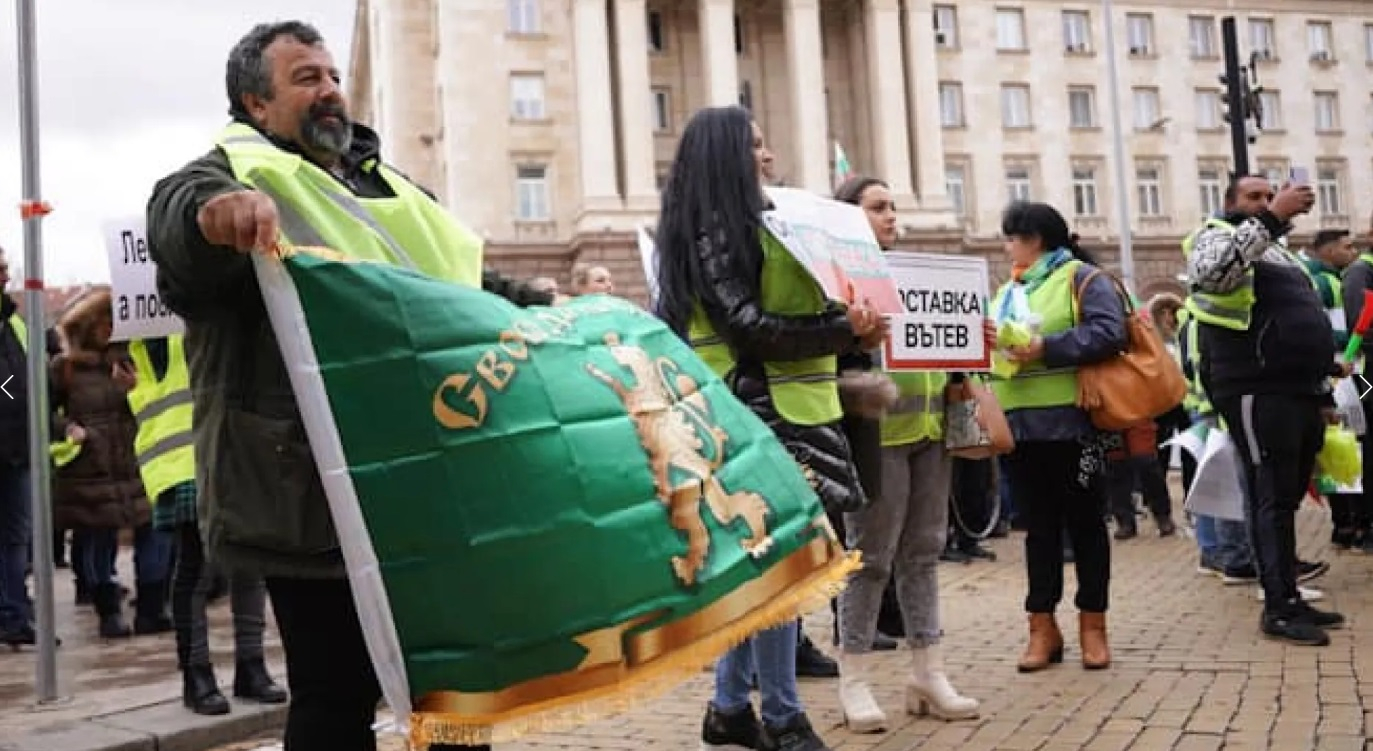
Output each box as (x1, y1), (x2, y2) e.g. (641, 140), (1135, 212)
(989, 260), (1081, 412)
(127, 337), (195, 500)
(215, 122), (483, 287)
(687, 227), (842, 427)
(1181, 217), (1256, 331)
(880, 370), (948, 446)
(7, 315), (26, 354)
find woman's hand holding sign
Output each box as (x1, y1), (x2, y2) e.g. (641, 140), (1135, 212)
(845, 282), (890, 349)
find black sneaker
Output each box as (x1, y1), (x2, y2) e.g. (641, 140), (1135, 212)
(1113, 526), (1138, 541)
(1297, 602), (1346, 630)
(701, 703), (763, 751)
(761, 713), (831, 751)
(1261, 609), (1330, 646)
(1196, 557), (1223, 578)
(1296, 560), (1330, 583)
(795, 633), (838, 678)
(959, 541), (998, 561)
(1221, 564), (1258, 585)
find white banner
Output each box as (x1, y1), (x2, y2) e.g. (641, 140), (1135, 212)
(880, 251), (990, 372)
(103, 217), (184, 342)
(637, 225), (659, 309)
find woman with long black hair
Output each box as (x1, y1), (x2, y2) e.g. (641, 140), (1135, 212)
(655, 105), (885, 751)
(990, 201), (1127, 673)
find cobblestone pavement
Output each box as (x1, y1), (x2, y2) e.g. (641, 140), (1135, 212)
(198, 497), (1373, 751)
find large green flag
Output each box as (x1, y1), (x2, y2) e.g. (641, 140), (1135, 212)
(253, 248), (857, 748)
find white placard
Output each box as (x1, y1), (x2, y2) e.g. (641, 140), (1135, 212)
(103, 217), (184, 341)
(880, 251), (991, 372)
(637, 224), (659, 309)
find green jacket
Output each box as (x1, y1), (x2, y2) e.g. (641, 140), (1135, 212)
(147, 120), (552, 579)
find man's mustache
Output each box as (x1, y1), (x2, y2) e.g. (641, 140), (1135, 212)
(309, 103), (349, 124)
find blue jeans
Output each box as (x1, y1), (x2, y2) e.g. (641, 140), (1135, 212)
(0, 466), (32, 633)
(712, 621), (802, 727)
(78, 524), (173, 587)
(1193, 449), (1254, 570)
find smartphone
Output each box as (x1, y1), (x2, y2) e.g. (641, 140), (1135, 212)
(1290, 167), (1310, 186)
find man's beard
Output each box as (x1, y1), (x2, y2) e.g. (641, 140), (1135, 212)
(301, 103), (353, 158)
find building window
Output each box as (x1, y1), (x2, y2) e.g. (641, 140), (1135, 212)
(1308, 21), (1333, 61)
(1195, 89), (1221, 129)
(647, 10), (665, 53)
(1071, 166), (1099, 217)
(945, 164), (967, 217)
(1001, 84), (1032, 128)
(1249, 19), (1275, 60)
(1258, 91), (1282, 130)
(1062, 10), (1091, 53)
(1198, 168), (1223, 217)
(939, 82), (964, 128)
(1135, 164), (1163, 217)
(933, 5), (958, 49)
(656, 166), (671, 192)
(1005, 165), (1033, 202)
(514, 165), (550, 221)
(1314, 92), (1340, 131)
(507, 0), (539, 34)
(1188, 16), (1216, 58)
(1258, 160), (1289, 193)
(652, 88), (671, 132)
(1365, 24), (1373, 64)
(1317, 165), (1344, 215)
(1125, 14), (1154, 56)
(1068, 87), (1096, 128)
(509, 73), (546, 120)
(1133, 88), (1161, 130)
(734, 14), (744, 55)
(996, 8), (1026, 51)
(738, 80), (753, 112)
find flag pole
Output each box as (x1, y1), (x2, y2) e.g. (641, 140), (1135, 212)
(15, 0), (60, 703)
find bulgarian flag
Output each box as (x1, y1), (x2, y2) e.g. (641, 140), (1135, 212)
(832, 140), (852, 188)
(251, 248), (857, 748)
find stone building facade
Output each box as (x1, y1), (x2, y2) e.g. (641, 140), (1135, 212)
(348, 0), (1373, 303)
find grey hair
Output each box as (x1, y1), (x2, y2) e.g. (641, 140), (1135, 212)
(226, 21), (324, 119)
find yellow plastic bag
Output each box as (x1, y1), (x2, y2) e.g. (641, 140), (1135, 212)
(1317, 425), (1361, 487)
(991, 321), (1034, 379)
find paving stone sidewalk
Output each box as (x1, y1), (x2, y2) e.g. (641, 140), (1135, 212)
(8, 497), (1371, 751)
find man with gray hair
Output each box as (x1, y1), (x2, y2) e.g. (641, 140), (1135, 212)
(147, 21), (547, 750)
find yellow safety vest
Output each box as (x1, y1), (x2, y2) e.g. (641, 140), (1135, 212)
(988, 260), (1082, 412)
(7, 314), (26, 353)
(880, 371), (948, 446)
(1175, 311), (1213, 418)
(215, 122), (483, 286)
(7, 312), (81, 467)
(1180, 217), (1257, 331)
(687, 228), (842, 427)
(127, 337), (195, 501)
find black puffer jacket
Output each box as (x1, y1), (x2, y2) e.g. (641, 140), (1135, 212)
(690, 230), (866, 513)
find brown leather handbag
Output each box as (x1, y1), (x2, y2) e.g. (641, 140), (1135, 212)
(943, 378), (1015, 459)
(1073, 269), (1188, 431)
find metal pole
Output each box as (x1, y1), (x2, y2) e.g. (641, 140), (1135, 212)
(1221, 17), (1250, 174)
(1101, 0), (1135, 292)
(15, 0), (60, 703)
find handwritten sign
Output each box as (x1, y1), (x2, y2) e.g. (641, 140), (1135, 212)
(881, 252), (990, 372)
(103, 217), (184, 341)
(761, 187), (902, 315)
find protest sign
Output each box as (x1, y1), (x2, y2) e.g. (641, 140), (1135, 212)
(880, 252), (990, 371)
(637, 224), (659, 307)
(761, 187), (902, 315)
(103, 216), (184, 341)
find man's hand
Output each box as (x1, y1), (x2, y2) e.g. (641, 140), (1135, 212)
(1007, 336), (1045, 364)
(111, 361), (137, 391)
(66, 423), (87, 444)
(1335, 359), (1354, 378)
(196, 190), (280, 254)
(858, 316), (891, 350)
(1269, 182), (1316, 222)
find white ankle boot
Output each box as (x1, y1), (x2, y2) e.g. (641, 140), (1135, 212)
(838, 652), (888, 733)
(905, 645), (979, 720)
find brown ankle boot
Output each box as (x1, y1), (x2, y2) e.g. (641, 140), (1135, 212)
(1079, 612), (1111, 670)
(1017, 613), (1064, 673)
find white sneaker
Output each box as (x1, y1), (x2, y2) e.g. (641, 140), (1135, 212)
(1255, 586), (1324, 602)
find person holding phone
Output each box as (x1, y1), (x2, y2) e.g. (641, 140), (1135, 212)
(1184, 175), (1348, 646)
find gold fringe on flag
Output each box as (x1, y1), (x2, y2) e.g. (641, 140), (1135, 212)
(409, 539), (860, 750)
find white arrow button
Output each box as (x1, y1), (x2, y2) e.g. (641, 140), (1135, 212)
(0, 376), (11, 399)
(1358, 374), (1373, 400)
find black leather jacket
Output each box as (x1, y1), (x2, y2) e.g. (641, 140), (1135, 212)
(692, 230), (867, 512)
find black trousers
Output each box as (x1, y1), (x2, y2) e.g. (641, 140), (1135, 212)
(266, 577), (486, 751)
(1215, 393), (1324, 616)
(1107, 455), (1173, 530)
(1005, 440), (1111, 613)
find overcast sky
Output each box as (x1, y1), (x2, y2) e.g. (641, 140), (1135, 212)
(0, 1), (354, 287)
